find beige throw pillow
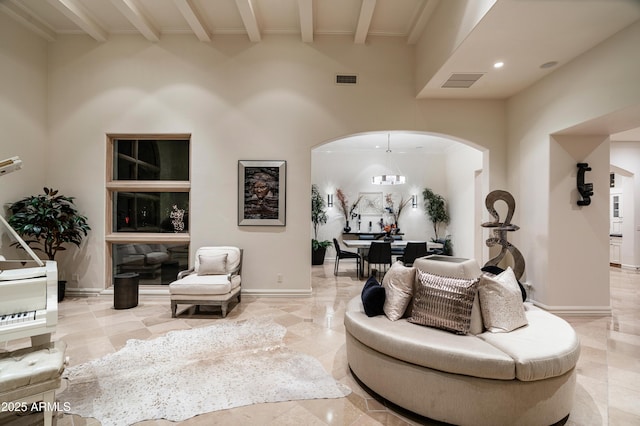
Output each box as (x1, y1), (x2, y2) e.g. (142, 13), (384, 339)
(197, 253), (228, 276)
(381, 261), (415, 321)
(409, 270), (479, 335)
(478, 267), (528, 333)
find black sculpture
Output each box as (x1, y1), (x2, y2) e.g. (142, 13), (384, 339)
(481, 190), (525, 281)
(577, 163), (593, 206)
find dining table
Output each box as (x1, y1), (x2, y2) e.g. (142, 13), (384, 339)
(343, 240), (443, 278)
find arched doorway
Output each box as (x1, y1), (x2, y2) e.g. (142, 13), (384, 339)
(311, 131), (487, 263)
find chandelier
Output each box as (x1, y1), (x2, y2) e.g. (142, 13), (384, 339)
(371, 133), (406, 185)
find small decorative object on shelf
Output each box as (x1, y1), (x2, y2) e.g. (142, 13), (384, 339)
(481, 190), (525, 280)
(170, 205), (185, 232)
(576, 163), (593, 206)
(383, 224), (396, 242)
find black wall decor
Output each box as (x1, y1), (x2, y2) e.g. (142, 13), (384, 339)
(577, 163), (593, 206)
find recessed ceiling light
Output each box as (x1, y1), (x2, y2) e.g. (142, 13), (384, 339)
(493, 61), (504, 69)
(540, 61), (559, 69)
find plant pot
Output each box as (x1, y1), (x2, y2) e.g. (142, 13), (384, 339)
(312, 247), (327, 265)
(58, 280), (67, 302)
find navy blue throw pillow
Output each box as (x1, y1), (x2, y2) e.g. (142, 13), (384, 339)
(361, 275), (385, 317)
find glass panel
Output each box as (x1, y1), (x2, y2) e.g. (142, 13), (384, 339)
(113, 139), (189, 181)
(113, 192), (189, 232)
(112, 243), (190, 285)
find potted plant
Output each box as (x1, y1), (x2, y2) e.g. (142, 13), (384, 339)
(7, 187), (91, 300)
(384, 193), (410, 231)
(422, 188), (452, 255)
(311, 184), (331, 265)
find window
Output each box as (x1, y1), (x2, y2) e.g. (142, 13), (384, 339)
(613, 195), (620, 218)
(107, 135), (190, 286)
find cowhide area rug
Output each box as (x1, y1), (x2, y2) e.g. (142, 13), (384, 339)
(59, 318), (351, 426)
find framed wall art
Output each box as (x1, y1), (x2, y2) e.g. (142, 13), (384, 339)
(358, 192), (383, 215)
(238, 160), (286, 226)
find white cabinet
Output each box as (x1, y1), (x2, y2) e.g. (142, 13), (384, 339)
(610, 236), (622, 265)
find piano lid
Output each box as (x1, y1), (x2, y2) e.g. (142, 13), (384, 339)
(0, 266), (47, 281)
(0, 156), (44, 267)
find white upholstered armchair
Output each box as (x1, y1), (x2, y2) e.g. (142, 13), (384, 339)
(169, 246), (242, 318)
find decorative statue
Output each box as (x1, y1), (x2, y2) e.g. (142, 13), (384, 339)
(170, 205), (185, 232)
(481, 190), (525, 280)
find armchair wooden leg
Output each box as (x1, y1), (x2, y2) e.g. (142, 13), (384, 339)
(171, 301), (177, 318)
(221, 303), (228, 318)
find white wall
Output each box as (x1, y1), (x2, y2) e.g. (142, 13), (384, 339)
(611, 142), (640, 268)
(0, 14), (48, 258)
(445, 144), (484, 259)
(34, 34), (507, 294)
(507, 21), (640, 312)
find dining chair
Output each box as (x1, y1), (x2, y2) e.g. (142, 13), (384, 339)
(333, 238), (361, 277)
(397, 241), (429, 266)
(365, 242), (392, 278)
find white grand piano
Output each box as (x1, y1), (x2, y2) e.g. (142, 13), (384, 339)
(0, 157), (65, 426)
(0, 156), (58, 347)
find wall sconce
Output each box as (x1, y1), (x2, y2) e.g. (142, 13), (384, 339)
(412, 194), (418, 208)
(327, 194), (334, 207)
(577, 163), (593, 206)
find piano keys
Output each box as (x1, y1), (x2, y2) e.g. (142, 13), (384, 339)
(0, 311), (37, 325)
(0, 261), (58, 346)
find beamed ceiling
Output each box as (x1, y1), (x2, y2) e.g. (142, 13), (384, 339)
(2, 0), (639, 101)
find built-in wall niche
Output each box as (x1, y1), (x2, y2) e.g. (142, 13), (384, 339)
(106, 134), (191, 289)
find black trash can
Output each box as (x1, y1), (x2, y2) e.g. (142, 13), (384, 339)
(113, 272), (139, 309)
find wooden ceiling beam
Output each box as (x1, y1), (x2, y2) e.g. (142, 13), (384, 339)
(407, 0), (440, 45)
(234, 0), (261, 42)
(46, 0), (107, 42)
(298, 0), (313, 43)
(174, 0), (211, 42)
(0, 0), (56, 42)
(110, 0), (160, 42)
(354, 0), (376, 44)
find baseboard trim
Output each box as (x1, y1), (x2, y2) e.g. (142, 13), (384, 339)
(241, 288), (312, 297)
(529, 300), (611, 317)
(65, 288), (103, 297)
(621, 263), (640, 271)
(66, 287), (313, 298)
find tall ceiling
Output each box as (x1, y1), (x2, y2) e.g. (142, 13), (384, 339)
(2, 0), (639, 101)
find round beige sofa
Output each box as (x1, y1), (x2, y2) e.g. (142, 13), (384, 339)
(344, 256), (581, 426)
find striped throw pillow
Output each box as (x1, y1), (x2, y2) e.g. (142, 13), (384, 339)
(408, 269), (479, 334)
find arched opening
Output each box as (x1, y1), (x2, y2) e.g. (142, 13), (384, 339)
(311, 131), (487, 269)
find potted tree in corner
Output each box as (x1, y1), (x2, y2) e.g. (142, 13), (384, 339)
(422, 188), (452, 255)
(311, 184), (331, 265)
(7, 187), (91, 301)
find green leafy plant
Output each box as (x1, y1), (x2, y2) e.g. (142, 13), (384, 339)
(7, 187), (91, 261)
(311, 184), (331, 250)
(422, 188), (450, 241)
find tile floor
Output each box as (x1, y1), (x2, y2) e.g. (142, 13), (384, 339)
(2, 264), (639, 425)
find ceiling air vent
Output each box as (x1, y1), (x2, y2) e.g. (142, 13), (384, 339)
(441, 73), (484, 88)
(336, 74), (358, 85)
